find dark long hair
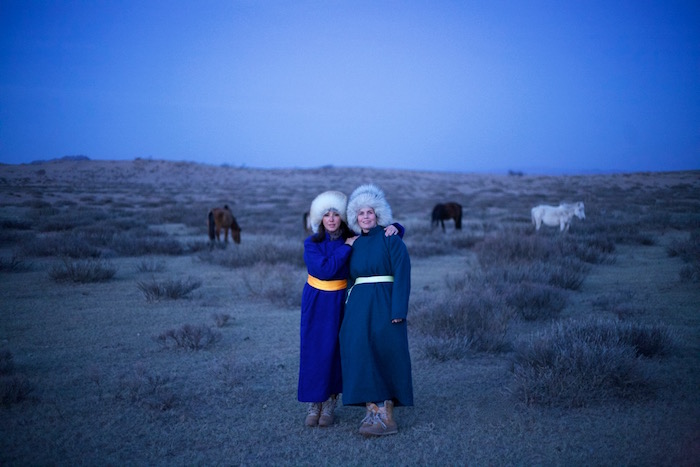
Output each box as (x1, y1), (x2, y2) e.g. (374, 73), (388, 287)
(311, 220), (354, 243)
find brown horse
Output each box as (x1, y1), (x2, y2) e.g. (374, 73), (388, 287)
(208, 205), (241, 244)
(431, 202), (463, 231)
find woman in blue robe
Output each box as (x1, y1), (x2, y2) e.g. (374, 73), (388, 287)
(340, 184), (413, 436)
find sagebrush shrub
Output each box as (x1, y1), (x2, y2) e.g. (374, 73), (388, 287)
(0, 349), (14, 375)
(668, 231), (700, 283)
(137, 277), (201, 301)
(135, 257), (166, 273)
(411, 282), (514, 357)
(241, 263), (304, 308)
(591, 291), (645, 319)
(503, 282), (568, 321)
(0, 350), (34, 407)
(156, 323), (222, 350)
(49, 257), (117, 283)
(421, 336), (476, 362)
(511, 319), (674, 407)
(0, 255), (31, 272)
(21, 232), (103, 258)
(476, 231), (553, 266)
(564, 236), (616, 264)
(0, 219), (32, 230)
(115, 365), (176, 410)
(215, 358), (249, 388)
(679, 263), (700, 282)
(198, 235), (303, 268)
(112, 232), (184, 256)
(0, 374), (35, 407)
(403, 228), (481, 258)
(212, 313), (232, 327)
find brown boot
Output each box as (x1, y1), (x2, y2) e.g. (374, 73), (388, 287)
(359, 400), (398, 436)
(305, 402), (321, 427)
(318, 394), (337, 427)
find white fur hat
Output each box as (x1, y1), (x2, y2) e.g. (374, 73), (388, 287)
(347, 184), (393, 233)
(309, 190), (348, 233)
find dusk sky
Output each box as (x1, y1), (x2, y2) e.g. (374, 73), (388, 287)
(1, 0), (698, 174)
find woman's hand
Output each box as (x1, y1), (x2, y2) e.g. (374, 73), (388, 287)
(384, 225), (398, 236)
(345, 235), (358, 246)
(391, 318), (404, 324)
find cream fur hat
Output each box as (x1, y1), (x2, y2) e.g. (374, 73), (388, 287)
(309, 190), (348, 233)
(346, 184), (393, 233)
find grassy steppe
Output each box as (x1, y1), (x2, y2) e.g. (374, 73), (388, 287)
(1, 160), (698, 465)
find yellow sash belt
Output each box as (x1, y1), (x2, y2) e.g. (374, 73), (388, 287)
(346, 275), (394, 302)
(307, 274), (348, 291)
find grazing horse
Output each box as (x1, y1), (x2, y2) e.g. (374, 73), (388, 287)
(431, 202), (463, 231)
(531, 202), (585, 232)
(208, 205), (241, 244)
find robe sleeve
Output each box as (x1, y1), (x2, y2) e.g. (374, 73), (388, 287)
(387, 236), (411, 321)
(392, 222), (406, 239)
(303, 237), (352, 280)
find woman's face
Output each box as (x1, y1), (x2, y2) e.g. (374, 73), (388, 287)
(357, 207), (377, 232)
(322, 210), (342, 233)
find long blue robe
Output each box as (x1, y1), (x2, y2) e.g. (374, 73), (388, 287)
(339, 225), (413, 407)
(297, 233), (352, 402)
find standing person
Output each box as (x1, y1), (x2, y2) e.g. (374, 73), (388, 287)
(340, 184), (413, 436)
(298, 190), (402, 428)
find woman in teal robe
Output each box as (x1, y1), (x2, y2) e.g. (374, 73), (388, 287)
(340, 184), (413, 436)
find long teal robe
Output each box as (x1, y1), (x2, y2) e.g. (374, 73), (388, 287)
(339, 225), (413, 407)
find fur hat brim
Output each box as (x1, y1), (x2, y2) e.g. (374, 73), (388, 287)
(346, 184), (393, 233)
(309, 191), (348, 233)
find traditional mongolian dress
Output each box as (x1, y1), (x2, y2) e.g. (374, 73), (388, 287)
(297, 232), (352, 402)
(339, 225), (413, 407)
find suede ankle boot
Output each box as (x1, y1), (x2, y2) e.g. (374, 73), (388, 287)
(359, 400), (398, 436)
(358, 403), (379, 435)
(305, 402), (321, 427)
(318, 395), (337, 427)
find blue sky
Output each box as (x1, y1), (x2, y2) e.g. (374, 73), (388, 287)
(1, 0), (698, 174)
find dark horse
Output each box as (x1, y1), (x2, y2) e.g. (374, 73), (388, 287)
(208, 205), (241, 244)
(431, 202), (463, 231)
(303, 211), (312, 233)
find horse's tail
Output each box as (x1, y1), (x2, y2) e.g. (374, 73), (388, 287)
(208, 210), (215, 240)
(455, 204), (463, 229)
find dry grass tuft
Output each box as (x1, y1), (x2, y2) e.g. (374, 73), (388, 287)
(115, 365), (177, 410)
(667, 230), (700, 282)
(241, 263), (305, 308)
(0, 349), (35, 407)
(156, 323), (222, 351)
(511, 319), (676, 407)
(198, 235), (303, 268)
(0, 255), (32, 272)
(135, 257), (166, 273)
(411, 279), (514, 358)
(212, 313), (232, 327)
(136, 277), (202, 301)
(49, 257), (117, 283)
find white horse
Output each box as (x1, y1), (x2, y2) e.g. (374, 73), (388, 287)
(531, 202), (585, 232)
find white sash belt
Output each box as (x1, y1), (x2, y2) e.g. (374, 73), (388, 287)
(346, 275), (394, 303)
